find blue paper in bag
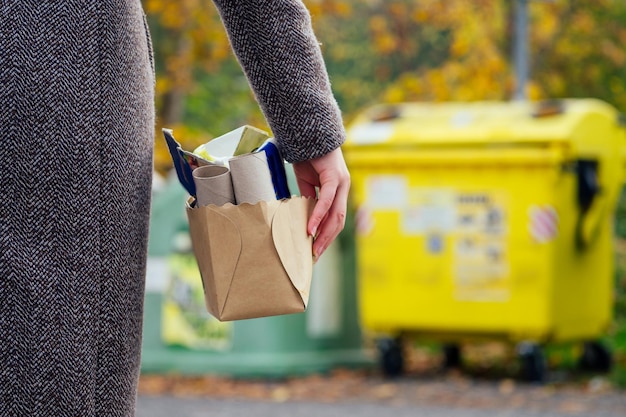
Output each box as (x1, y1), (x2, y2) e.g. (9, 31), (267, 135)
(162, 129), (197, 197)
(258, 139), (291, 200)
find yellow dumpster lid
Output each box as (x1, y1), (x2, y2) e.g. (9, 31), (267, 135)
(345, 99), (621, 148)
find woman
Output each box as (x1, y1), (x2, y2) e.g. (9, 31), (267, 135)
(0, 0), (348, 415)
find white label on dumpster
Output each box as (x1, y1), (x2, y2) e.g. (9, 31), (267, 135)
(366, 175), (407, 209)
(348, 121), (394, 144)
(450, 111), (474, 128)
(355, 205), (375, 236)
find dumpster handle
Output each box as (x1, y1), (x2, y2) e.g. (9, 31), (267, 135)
(575, 159), (605, 250)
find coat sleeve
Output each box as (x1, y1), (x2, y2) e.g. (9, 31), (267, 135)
(211, 0), (346, 163)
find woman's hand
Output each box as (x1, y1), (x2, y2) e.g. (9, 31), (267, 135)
(292, 147), (350, 260)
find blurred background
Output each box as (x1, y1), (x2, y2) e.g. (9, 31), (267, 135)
(146, 0), (626, 172)
(140, 0), (626, 406)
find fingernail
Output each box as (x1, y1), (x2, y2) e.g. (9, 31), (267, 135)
(310, 225), (317, 238)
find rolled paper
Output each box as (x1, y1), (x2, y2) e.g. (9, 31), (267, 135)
(192, 165), (236, 207)
(229, 151), (276, 204)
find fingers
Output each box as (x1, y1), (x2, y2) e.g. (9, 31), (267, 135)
(311, 176), (350, 259)
(296, 177), (317, 199)
(293, 147), (350, 259)
(307, 175), (337, 239)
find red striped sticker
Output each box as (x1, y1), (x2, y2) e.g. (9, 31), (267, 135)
(528, 205), (559, 243)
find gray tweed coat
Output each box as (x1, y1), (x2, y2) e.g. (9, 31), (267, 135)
(0, 0), (344, 416)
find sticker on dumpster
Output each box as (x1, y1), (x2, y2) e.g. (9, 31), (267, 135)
(452, 192), (510, 302)
(162, 253), (233, 351)
(453, 237), (510, 302)
(427, 233), (444, 253)
(366, 175), (408, 209)
(455, 193), (506, 235)
(528, 205), (559, 243)
(402, 188), (456, 234)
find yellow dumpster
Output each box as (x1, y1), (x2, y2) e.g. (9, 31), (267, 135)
(343, 99), (626, 381)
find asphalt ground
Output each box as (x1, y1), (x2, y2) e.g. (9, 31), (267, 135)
(137, 369), (626, 417)
(136, 395), (626, 417)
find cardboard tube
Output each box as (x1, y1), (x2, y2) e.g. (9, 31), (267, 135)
(229, 152), (276, 204)
(192, 165), (236, 207)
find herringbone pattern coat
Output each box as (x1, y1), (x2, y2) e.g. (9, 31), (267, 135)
(0, 0), (344, 416)
(0, 1), (155, 416)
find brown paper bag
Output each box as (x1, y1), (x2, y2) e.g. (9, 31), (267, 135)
(186, 196), (315, 321)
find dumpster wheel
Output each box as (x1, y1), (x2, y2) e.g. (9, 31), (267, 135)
(517, 342), (547, 383)
(578, 341), (613, 373)
(442, 343), (462, 369)
(377, 337), (404, 377)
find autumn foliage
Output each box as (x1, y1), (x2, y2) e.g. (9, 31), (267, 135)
(144, 0), (626, 173)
